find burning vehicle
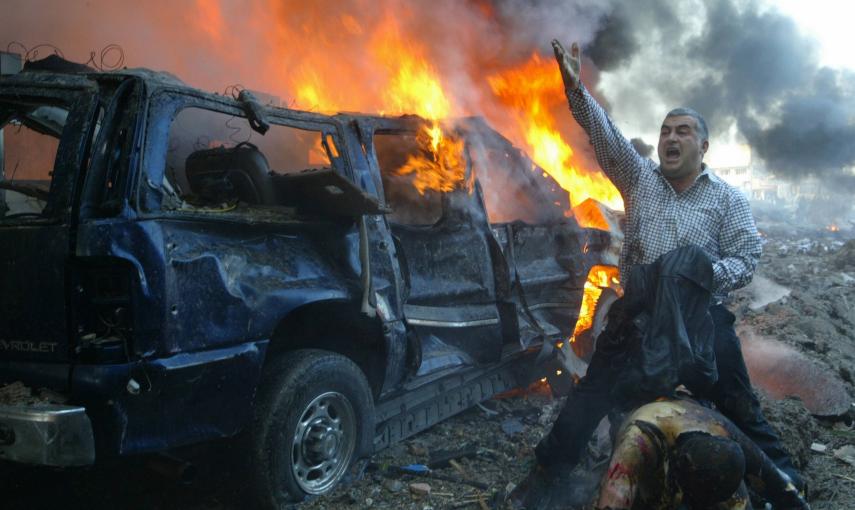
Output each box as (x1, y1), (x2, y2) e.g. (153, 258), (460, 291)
(0, 55), (617, 506)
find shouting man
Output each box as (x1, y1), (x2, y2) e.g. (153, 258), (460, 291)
(535, 40), (804, 491)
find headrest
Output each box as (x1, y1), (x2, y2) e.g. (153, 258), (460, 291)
(185, 142), (277, 205)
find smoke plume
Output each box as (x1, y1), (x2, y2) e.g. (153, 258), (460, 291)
(585, 0), (855, 191)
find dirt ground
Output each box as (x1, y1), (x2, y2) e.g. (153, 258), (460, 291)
(4, 224), (855, 510)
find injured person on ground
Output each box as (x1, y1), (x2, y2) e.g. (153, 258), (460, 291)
(595, 396), (808, 510)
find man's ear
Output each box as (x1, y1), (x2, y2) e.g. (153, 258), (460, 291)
(701, 139), (709, 156)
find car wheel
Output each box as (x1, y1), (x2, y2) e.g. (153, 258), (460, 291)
(247, 349), (374, 508)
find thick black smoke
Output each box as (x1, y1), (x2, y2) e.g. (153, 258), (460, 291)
(584, 0), (855, 191)
(631, 137), (654, 158)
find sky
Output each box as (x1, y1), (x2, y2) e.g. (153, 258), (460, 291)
(716, 0), (855, 167)
(773, 0), (855, 70)
(603, 0), (855, 172)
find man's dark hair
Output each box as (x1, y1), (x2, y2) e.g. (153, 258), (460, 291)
(666, 107), (709, 141)
(673, 431), (745, 506)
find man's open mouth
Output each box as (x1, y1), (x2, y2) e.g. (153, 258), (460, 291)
(665, 147), (680, 161)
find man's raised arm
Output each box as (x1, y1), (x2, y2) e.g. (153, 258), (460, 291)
(552, 40), (654, 195)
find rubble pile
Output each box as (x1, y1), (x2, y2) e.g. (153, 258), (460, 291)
(299, 391), (563, 510)
(729, 225), (855, 508)
(0, 381), (68, 405)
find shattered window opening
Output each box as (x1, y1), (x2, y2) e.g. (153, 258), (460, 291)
(374, 131), (443, 226)
(161, 106), (334, 212)
(468, 141), (566, 225)
(0, 99), (70, 221)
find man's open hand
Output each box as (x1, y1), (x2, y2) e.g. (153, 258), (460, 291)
(552, 39), (581, 91)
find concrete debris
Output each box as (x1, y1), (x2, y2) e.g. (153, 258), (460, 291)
(500, 417), (524, 436)
(834, 445), (855, 467)
(383, 479), (404, 493)
(428, 444), (478, 469)
(811, 442), (828, 453)
(0, 381), (68, 405)
(409, 482), (432, 497)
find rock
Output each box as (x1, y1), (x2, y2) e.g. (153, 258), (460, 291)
(428, 444), (478, 469)
(840, 365), (853, 384)
(505, 481), (517, 494)
(832, 239), (855, 269)
(408, 442), (429, 457)
(810, 442), (828, 453)
(833, 445), (855, 466)
(795, 316), (836, 339)
(831, 298), (855, 328)
(758, 395), (817, 469)
(384, 479), (404, 493)
(364, 497), (373, 506)
(409, 482), (431, 496)
(500, 417), (524, 436)
(346, 488), (360, 504)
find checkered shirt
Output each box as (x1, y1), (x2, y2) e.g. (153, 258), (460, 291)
(567, 85), (762, 301)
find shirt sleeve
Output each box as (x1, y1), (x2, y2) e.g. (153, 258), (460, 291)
(712, 190), (762, 295)
(565, 84), (654, 195)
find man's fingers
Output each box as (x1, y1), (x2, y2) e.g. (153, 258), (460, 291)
(552, 39), (567, 60)
(552, 39), (580, 90)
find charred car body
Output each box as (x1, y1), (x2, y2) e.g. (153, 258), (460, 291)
(0, 55), (613, 505)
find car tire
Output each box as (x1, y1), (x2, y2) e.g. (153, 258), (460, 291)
(246, 349), (374, 508)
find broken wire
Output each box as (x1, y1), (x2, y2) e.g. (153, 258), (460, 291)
(225, 115), (251, 145)
(192, 135), (213, 151)
(6, 41), (65, 61)
(5, 41), (125, 71)
(223, 84), (245, 100)
(83, 44), (125, 71)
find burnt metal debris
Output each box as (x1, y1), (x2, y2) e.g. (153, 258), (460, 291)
(0, 54), (613, 506)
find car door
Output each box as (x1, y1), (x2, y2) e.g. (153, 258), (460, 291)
(0, 77), (99, 382)
(367, 123), (504, 376)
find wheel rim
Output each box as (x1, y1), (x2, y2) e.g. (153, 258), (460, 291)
(290, 391), (356, 495)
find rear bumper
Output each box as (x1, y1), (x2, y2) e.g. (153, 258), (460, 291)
(0, 404), (95, 466)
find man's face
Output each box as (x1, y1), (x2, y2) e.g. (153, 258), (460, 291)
(657, 115), (709, 181)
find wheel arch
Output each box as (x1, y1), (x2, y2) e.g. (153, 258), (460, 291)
(263, 299), (388, 399)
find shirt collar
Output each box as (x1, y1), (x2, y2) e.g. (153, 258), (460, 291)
(701, 164), (723, 183)
(655, 163), (718, 184)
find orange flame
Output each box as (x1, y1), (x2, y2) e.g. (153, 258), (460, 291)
(396, 123), (467, 194)
(487, 53), (623, 211)
(188, 2), (625, 208)
(572, 265), (621, 339)
(371, 17), (453, 120)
